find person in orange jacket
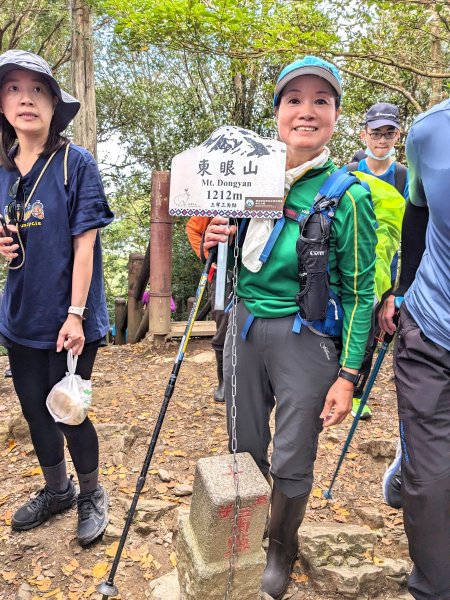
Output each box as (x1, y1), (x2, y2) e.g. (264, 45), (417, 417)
(186, 216), (230, 403)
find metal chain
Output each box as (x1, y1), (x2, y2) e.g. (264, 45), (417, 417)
(224, 223), (241, 600)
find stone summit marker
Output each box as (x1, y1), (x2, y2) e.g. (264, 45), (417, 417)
(176, 452), (271, 600)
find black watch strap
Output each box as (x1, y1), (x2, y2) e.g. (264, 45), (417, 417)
(338, 368), (361, 387)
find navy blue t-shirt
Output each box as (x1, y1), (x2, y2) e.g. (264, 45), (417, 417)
(0, 143), (114, 349)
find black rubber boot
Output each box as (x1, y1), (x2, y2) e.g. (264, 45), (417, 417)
(12, 477), (76, 531)
(261, 487), (309, 600)
(77, 485), (109, 546)
(263, 472), (273, 540)
(213, 350), (225, 403)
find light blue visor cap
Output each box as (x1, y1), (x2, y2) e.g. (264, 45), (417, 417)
(273, 56), (342, 108)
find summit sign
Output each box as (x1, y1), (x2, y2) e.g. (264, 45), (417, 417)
(169, 126), (286, 219)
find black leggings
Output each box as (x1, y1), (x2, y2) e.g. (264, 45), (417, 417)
(7, 340), (100, 474)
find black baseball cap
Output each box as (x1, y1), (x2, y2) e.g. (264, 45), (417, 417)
(363, 103), (400, 129)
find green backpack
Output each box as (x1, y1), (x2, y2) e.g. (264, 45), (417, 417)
(346, 170), (405, 301)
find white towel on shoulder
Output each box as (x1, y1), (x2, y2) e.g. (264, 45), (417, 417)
(241, 148), (330, 272)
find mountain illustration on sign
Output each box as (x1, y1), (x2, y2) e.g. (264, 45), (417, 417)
(202, 126), (280, 158)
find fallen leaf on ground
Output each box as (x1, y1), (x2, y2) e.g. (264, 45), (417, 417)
(311, 488), (323, 499)
(61, 559), (79, 576)
(22, 466), (43, 477)
(173, 450), (187, 457)
(291, 573), (308, 583)
(92, 562), (109, 579)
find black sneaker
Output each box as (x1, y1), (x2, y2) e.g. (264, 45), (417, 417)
(77, 485), (109, 546)
(12, 478), (76, 531)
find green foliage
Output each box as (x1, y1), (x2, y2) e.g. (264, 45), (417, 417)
(99, 0), (337, 61)
(325, 0), (450, 111)
(0, 266), (6, 293)
(98, 0), (450, 112)
(0, 0), (72, 74)
(100, 171), (150, 319)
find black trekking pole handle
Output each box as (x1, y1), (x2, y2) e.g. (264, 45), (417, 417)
(381, 296), (403, 345)
(98, 248), (217, 599)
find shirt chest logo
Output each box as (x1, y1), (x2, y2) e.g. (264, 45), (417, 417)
(24, 200), (45, 222)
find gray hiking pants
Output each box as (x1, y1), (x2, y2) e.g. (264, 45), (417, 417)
(223, 302), (340, 499)
(394, 305), (450, 600)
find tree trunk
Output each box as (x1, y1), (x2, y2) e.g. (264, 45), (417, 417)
(127, 253), (145, 343)
(114, 298), (127, 345)
(70, 0), (97, 158)
(429, 14), (443, 108)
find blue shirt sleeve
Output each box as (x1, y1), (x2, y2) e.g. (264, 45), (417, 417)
(405, 128), (427, 207)
(403, 169), (410, 201)
(68, 148), (114, 235)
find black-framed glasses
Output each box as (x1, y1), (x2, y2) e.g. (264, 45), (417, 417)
(367, 130), (397, 140)
(7, 177), (24, 226)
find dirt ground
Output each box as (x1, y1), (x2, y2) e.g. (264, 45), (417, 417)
(0, 337), (410, 600)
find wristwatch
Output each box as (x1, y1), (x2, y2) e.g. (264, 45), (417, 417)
(68, 306), (88, 320)
(337, 368), (361, 387)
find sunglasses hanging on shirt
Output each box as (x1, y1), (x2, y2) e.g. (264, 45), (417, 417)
(3, 151), (58, 271)
(4, 176), (26, 270)
(7, 177), (25, 226)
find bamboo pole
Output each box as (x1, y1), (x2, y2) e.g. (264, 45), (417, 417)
(148, 172), (172, 338)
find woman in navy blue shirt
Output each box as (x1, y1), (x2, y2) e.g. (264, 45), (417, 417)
(0, 50), (113, 545)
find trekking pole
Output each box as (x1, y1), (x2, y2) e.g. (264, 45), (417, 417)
(98, 249), (217, 599)
(323, 297), (403, 500)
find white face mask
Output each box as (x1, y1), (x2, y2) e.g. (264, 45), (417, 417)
(365, 146), (395, 161)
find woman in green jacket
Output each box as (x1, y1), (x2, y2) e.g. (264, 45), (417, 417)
(204, 56), (377, 599)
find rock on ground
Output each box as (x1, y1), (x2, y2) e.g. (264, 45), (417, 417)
(298, 523), (408, 598)
(148, 569), (181, 600)
(358, 438), (397, 459)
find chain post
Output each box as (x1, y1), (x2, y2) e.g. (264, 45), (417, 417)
(224, 224), (241, 600)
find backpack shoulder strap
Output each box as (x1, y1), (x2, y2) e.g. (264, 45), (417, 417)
(63, 142), (71, 187)
(313, 168), (361, 215)
(259, 169), (362, 266)
(237, 217), (250, 247)
(394, 162), (407, 196)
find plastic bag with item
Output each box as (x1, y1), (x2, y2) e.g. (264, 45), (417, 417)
(46, 350), (92, 425)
